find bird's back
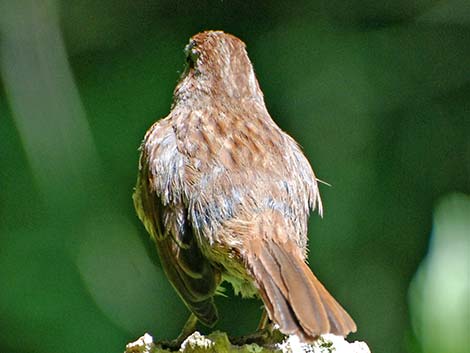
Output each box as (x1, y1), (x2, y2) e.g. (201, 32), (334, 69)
(168, 100), (321, 252)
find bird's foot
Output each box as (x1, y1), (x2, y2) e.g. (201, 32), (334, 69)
(229, 326), (285, 346)
(155, 314), (199, 351)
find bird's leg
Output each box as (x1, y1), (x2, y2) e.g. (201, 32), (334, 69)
(177, 313), (199, 342)
(257, 309), (269, 331)
(230, 308), (284, 346)
(158, 313), (198, 350)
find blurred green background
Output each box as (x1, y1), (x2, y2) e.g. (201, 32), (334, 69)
(0, 1), (469, 353)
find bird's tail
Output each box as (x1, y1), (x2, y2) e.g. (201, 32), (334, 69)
(247, 239), (356, 342)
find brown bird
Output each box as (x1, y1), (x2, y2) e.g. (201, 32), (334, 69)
(133, 30), (356, 343)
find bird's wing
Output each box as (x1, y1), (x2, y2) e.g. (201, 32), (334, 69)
(133, 119), (220, 326)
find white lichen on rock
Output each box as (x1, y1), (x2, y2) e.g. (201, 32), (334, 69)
(278, 334), (370, 353)
(125, 333), (155, 353)
(180, 331), (216, 352)
(125, 332), (371, 353)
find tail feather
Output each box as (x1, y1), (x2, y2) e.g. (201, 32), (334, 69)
(270, 242), (329, 336)
(248, 239), (356, 341)
(251, 253), (298, 334)
(310, 264), (356, 334)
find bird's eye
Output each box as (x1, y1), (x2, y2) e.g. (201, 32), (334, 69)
(184, 41), (199, 68)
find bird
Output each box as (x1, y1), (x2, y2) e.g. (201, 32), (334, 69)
(133, 30), (356, 344)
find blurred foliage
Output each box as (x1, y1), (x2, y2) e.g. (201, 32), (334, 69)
(409, 193), (470, 353)
(0, 1), (468, 353)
